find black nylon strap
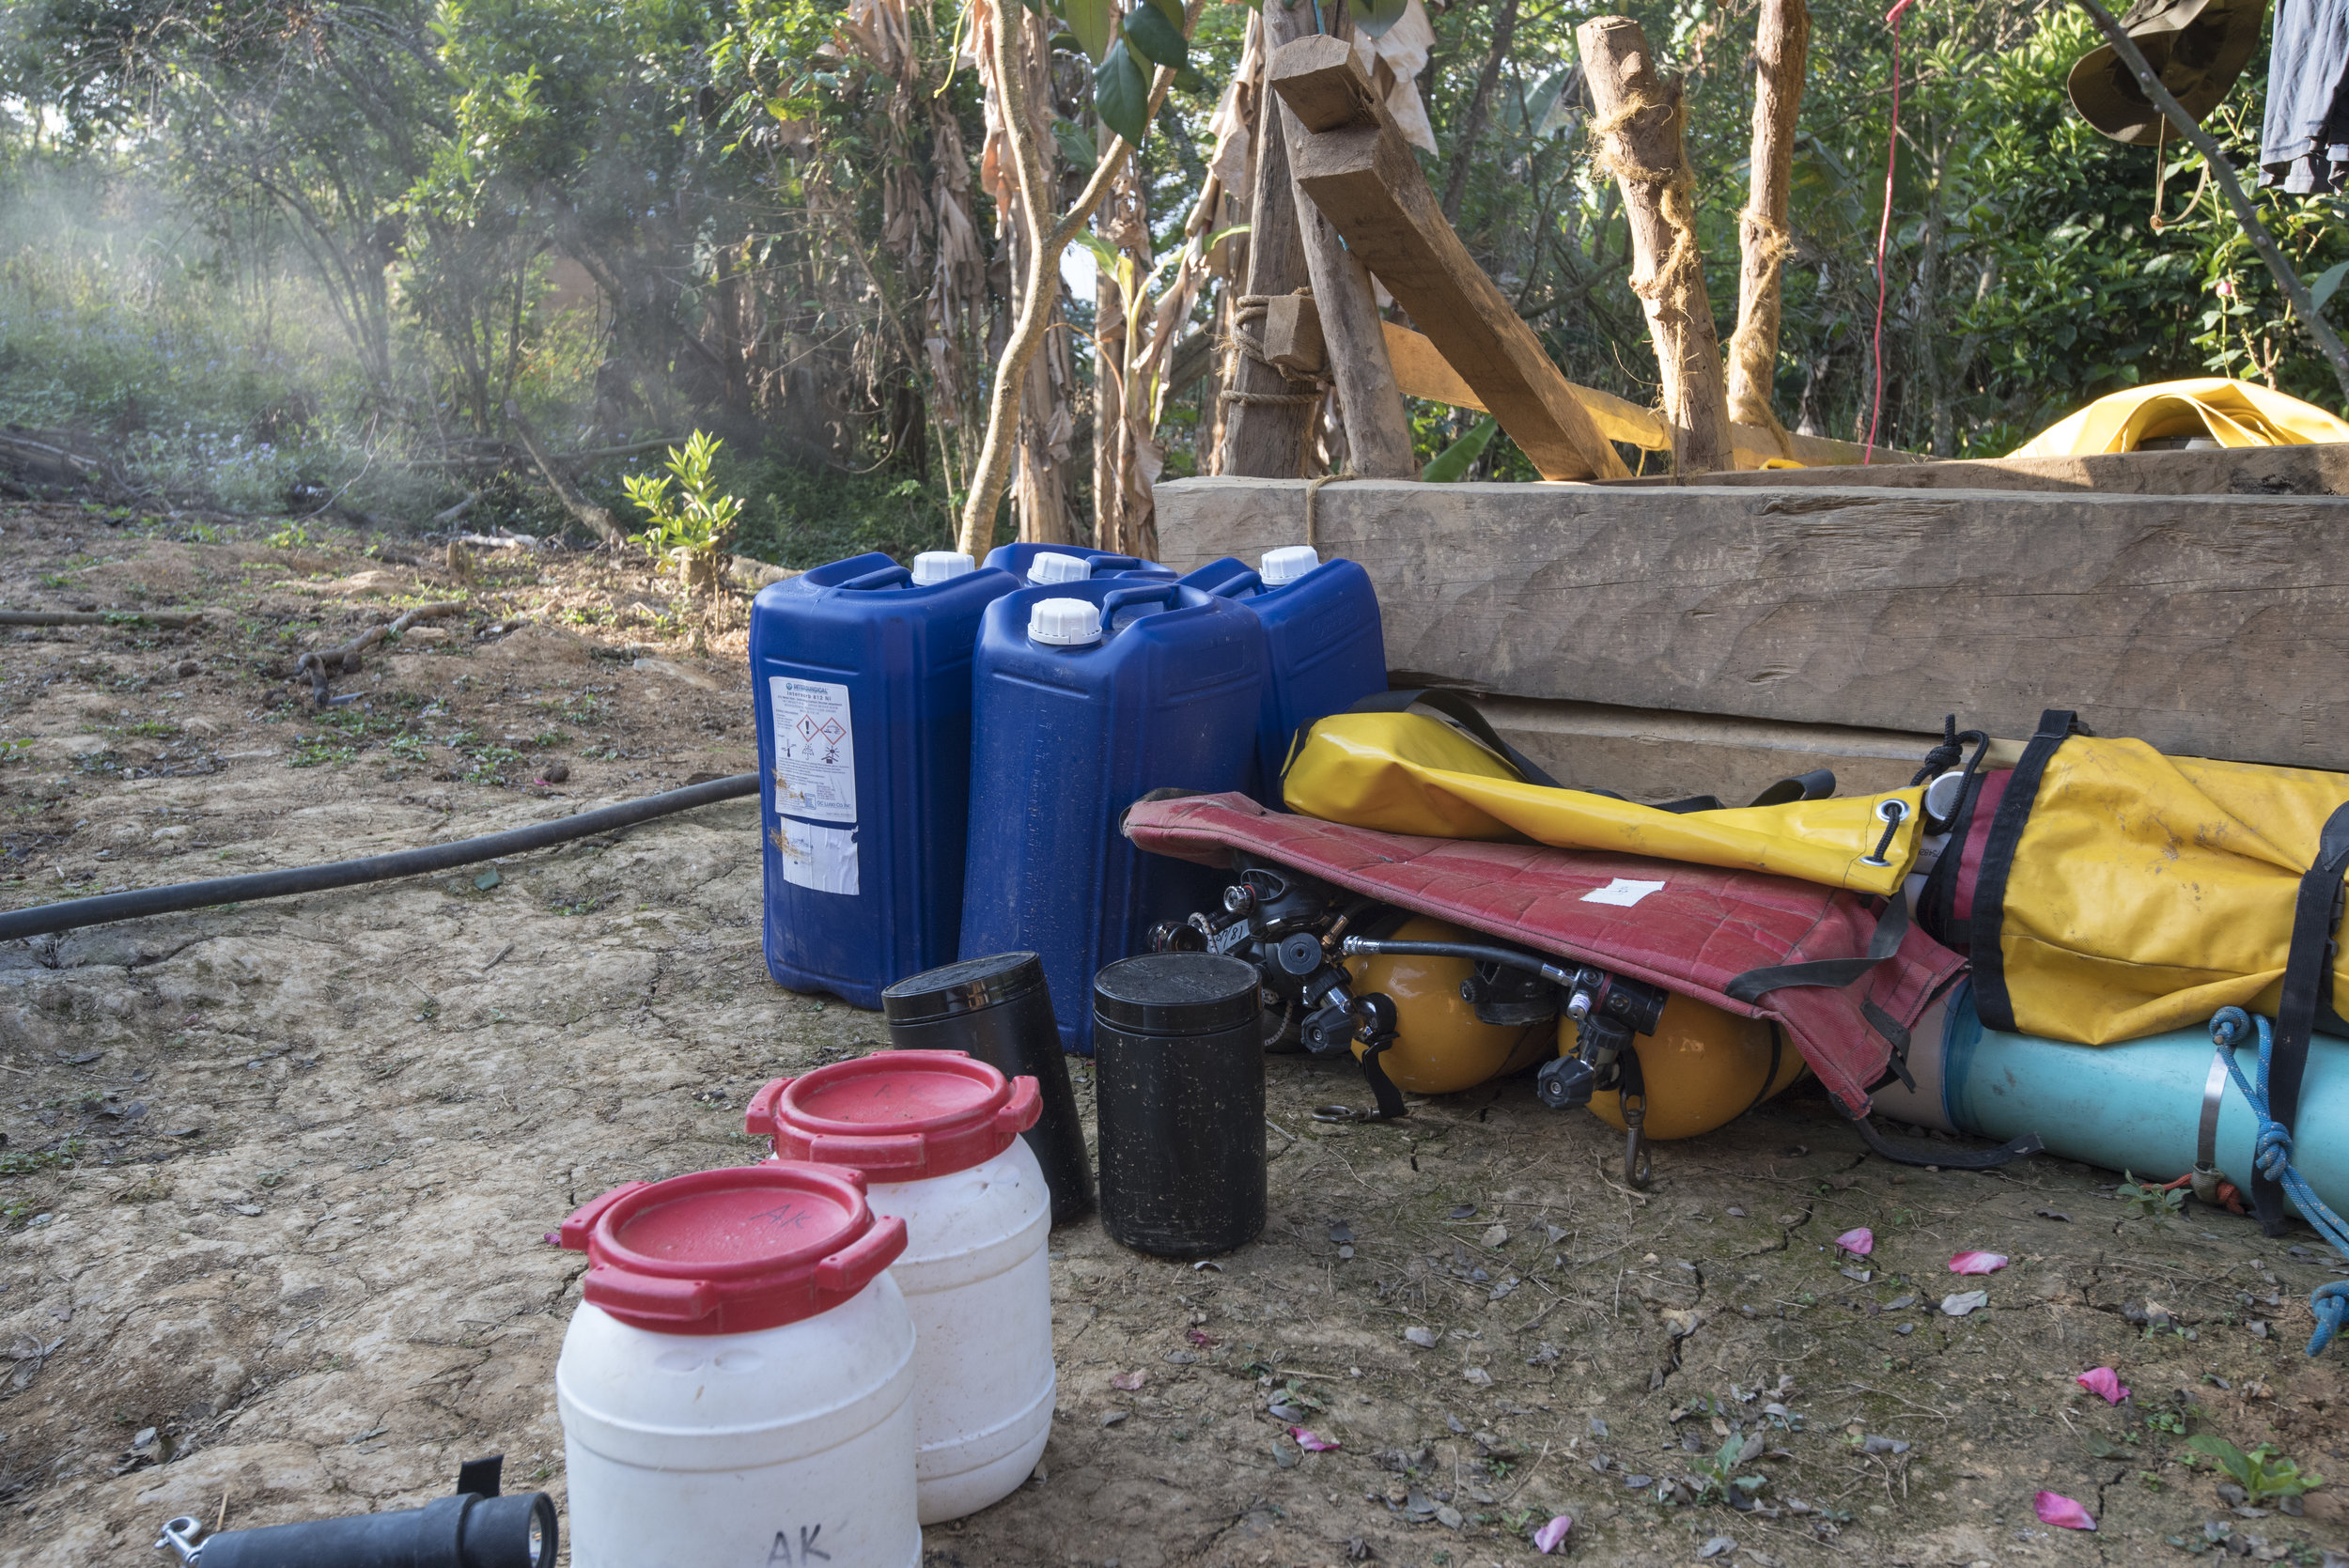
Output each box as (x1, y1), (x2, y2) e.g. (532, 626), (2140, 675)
(1723, 895), (1912, 1003)
(2250, 799), (2349, 1234)
(1860, 997), (1916, 1090)
(1967, 709), (2087, 1032)
(1337, 688), (1564, 787)
(1845, 1109), (2045, 1170)
(1360, 1039), (1408, 1121)
(1748, 768), (1839, 808)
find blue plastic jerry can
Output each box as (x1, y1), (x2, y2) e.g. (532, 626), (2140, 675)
(1177, 546), (1387, 802)
(959, 579), (1268, 1054)
(748, 550), (1019, 1008)
(981, 542), (1177, 587)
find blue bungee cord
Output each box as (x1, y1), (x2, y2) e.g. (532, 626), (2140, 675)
(2208, 1006), (2349, 1356)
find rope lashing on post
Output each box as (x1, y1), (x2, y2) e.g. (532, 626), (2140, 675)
(1219, 292), (1331, 411)
(2208, 1006), (2349, 1356)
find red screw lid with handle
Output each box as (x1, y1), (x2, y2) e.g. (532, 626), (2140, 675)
(558, 1163), (908, 1336)
(743, 1049), (1042, 1182)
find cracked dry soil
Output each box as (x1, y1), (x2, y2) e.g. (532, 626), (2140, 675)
(1, 508), (2346, 1568)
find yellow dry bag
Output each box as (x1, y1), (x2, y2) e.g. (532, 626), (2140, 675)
(1283, 691), (1929, 897)
(1970, 708), (2349, 1048)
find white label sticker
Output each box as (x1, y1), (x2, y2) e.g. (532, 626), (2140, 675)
(1581, 877), (1667, 908)
(769, 676), (857, 824)
(774, 817), (860, 895)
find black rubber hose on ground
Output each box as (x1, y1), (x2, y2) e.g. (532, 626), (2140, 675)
(0, 772), (760, 944)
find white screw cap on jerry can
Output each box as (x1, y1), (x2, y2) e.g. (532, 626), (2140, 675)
(910, 550), (975, 586)
(1027, 597), (1103, 646)
(555, 1164), (920, 1567)
(747, 1051), (1053, 1525)
(1258, 544), (1321, 586)
(1025, 551), (1092, 585)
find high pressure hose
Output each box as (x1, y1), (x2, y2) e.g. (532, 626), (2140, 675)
(0, 772), (759, 943)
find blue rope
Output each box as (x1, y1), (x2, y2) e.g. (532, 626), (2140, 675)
(2209, 1007), (2349, 1357)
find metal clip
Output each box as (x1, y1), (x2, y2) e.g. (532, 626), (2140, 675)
(154, 1516), (204, 1564)
(1624, 1124), (1652, 1190)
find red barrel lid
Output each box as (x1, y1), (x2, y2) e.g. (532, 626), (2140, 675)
(743, 1049), (1041, 1182)
(558, 1163), (907, 1336)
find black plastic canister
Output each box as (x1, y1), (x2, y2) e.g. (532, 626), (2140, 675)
(1093, 953), (1266, 1257)
(881, 952), (1095, 1222)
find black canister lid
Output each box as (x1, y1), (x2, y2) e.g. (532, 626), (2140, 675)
(1094, 953), (1261, 1035)
(882, 952), (1048, 1023)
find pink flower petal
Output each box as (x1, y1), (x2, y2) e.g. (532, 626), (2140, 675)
(2075, 1367), (2129, 1405)
(2034, 1491), (2094, 1530)
(1533, 1514), (1574, 1554)
(1289, 1426), (1340, 1452)
(1949, 1250), (2009, 1275)
(1110, 1370), (1144, 1391)
(1835, 1227), (1875, 1257)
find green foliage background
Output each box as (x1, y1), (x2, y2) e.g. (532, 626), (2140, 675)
(0, 0), (2341, 543)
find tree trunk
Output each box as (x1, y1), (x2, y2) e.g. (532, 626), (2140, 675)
(1439, 0), (1520, 225)
(1579, 16), (1734, 477)
(1726, 0), (1808, 451)
(1221, 18), (1316, 478)
(1092, 151), (1131, 552)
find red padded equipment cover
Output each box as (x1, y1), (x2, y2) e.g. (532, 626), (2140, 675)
(1124, 792), (1965, 1117)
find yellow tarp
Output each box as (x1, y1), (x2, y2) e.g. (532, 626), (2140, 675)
(2008, 376), (2349, 458)
(1283, 710), (1926, 896)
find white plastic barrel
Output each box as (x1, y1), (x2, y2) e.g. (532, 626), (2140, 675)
(748, 1050), (1055, 1524)
(555, 1164), (919, 1567)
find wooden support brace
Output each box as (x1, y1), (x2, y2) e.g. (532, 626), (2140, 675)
(1378, 320), (1921, 472)
(1268, 37), (1629, 482)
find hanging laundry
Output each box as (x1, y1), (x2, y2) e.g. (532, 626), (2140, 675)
(2261, 0), (2349, 192)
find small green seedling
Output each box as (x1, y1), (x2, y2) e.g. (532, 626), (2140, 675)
(2183, 1435), (2324, 1504)
(2117, 1170), (2186, 1222)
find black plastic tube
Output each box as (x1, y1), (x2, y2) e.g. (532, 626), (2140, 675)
(1337, 936), (1579, 987)
(0, 772), (758, 942)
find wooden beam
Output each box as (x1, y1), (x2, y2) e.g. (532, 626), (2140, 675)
(1378, 319), (1923, 471)
(1265, 0), (1416, 478)
(1154, 474), (2349, 772)
(1262, 294), (1327, 378)
(1579, 16), (1735, 476)
(1268, 37), (1629, 482)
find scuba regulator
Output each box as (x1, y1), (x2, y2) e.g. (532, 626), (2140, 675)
(1154, 858), (1671, 1184)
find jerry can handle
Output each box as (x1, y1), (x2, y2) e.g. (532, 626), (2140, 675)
(1206, 570), (1263, 598)
(843, 565), (912, 591)
(1101, 582), (1181, 621)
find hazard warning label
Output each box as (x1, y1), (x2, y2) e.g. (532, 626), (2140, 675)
(769, 676), (857, 824)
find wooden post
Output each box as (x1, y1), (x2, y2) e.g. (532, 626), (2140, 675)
(1221, 20), (1317, 479)
(1578, 15), (1735, 476)
(1270, 38), (1627, 481)
(1264, 0), (1419, 479)
(1727, 0), (1808, 452)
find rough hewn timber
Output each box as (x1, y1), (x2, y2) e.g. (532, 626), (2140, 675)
(1156, 474), (2349, 770)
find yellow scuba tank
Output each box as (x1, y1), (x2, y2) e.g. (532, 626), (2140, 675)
(1564, 993), (1807, 1141)
(1343, 917), (1551, 1094)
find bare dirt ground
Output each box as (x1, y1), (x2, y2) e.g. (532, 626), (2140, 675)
(1, 505), (2345, 1568)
